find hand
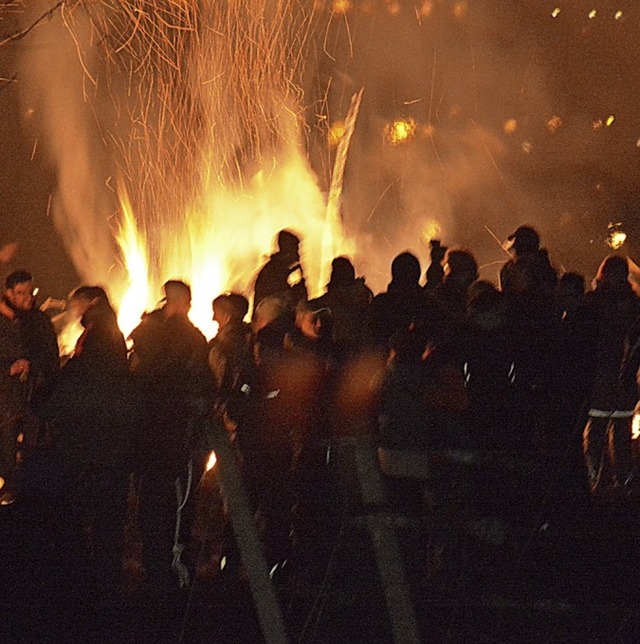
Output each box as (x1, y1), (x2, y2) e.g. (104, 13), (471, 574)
(430, 241), (447, 265)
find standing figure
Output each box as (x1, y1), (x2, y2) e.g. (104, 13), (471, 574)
(129, 280), (211, 590)
(253, 229), (307, 317)
(582, 256), (640, 493)
(43, 286), (137, 596)
(0, 284), (29, 505)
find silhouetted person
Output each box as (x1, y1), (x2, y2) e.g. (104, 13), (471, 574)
(581, 256), (640, 493)
(430, 248), (479, 339)
(459, 280), (517, 451)
(364, 251), (434, 352)
(0, 282), (29, 506)
(43, 286), (137, 596)
(500, 227), (558, 449)
(253, 229), (307, 317)
(129, 280), (211, 590)
(310, 256), (372, 357)
(208, 292), (254, 433)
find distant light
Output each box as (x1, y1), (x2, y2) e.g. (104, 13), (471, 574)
(453, 1), (468, 18)
(606, 115), (615, 127)
(206, 451), (217, 472)
(546, 115), (563, 133)
(593, 119), (603, 130)
(416, 0), (433, 18)
(385, 118), (416, 145)
(522, 141), (533, 154)
(332, 0), (351, 13)
(551, 8), (560, 18)
(386, 0), (401, 16)
(588, 9), (597, 19)
(615, 11), (623, 20)
(632, 412), (640, 440)
(503, 118), (518, 134)
(607, 222), (627, 250)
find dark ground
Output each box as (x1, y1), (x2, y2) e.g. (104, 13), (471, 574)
(2, 440), (640, 643)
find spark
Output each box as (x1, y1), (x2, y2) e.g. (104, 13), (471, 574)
(551, 8), (561, 18)
(588, 10), (597, 19)
(606, 115), (615, 127)
(615, 11), (623, 20)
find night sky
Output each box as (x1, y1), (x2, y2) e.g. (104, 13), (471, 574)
(2, 0), (640, 300)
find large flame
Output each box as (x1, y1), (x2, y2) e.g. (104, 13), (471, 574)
(114, 147), (354, 340)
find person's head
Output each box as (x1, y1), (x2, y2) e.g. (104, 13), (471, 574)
(212, 292), (249, 329)
(443, 248), (478, 287)
(277, 229), (301, 264)
(162, 279), (191, 317)
(328, 256), (356, 290)
(295, 300), (332, 341)
(507, 225), (540, 256)
(70, 285), (110, 319)
(390, 252), (421, 286)
(596, 255), (629, 289)
(555, 272), (585, 314)
(4, 269), (35, 312)
(467, 280), (501, 315)
(253, 295), (289, 333)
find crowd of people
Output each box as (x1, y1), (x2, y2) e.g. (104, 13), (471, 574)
(2, 224), (640, 598)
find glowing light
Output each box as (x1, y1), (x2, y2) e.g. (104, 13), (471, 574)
(416, 1), (434, 18)
(521, 141), (533, 154)
(588, 10), (597, 19)
(551, 8), (560, 18)
(615, 11), (623, 20)
(329, 121), (346, 147)
(606, 115), (615, 127)
(546, 115), (563, 133)
(607, 222), (627, 250)
(332, 0), (351, 13)
(421, 220), (442, 246)
(503, 119), (518, 134)
(385, 118), (416, 145)
(453, 1), (468, 18)
(206, 451), (217, 471)
(633, 413), (640, 440)
(593, 119), (603, 130)
(385, 0), (401, 16)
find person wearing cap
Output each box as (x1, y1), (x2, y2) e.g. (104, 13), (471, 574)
(128, 279), (211, 590)
(499, 226), (559, 449)
(499, 225), (557, 303)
